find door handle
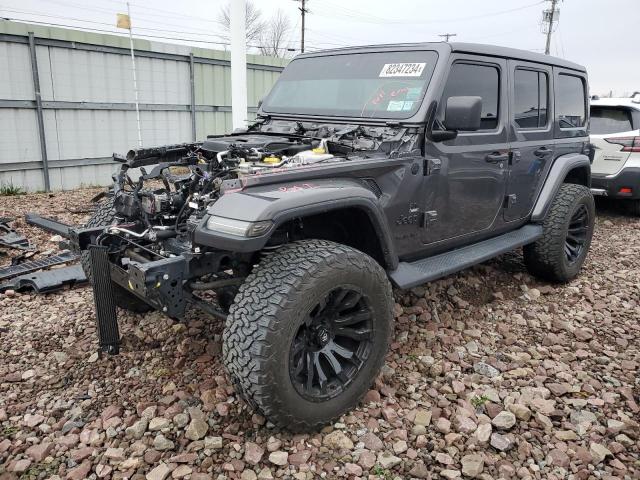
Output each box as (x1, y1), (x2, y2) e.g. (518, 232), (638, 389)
(534, 147), (553, 158)
(485, 151), (509, 163)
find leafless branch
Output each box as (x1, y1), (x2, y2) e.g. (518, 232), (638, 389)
(218, 1), (265, 44)
(258, 9), (292, 58)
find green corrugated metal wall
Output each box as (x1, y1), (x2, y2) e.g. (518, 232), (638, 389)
(0, 20), (288, 191)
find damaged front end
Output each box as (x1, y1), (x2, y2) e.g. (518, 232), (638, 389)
(72, 119), (421, 354)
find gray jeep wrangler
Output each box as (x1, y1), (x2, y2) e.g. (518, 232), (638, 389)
(74, 42), (594, 430)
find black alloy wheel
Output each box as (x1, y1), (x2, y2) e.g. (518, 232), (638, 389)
(222, 239), (394, 430)
(289, 287), (374, 402)
(565, 203), (589, 263)
(523, 183), (595, 283)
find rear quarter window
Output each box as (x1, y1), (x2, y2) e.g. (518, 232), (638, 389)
(590, 106), (634, 134)
(556, 74), (586, 128)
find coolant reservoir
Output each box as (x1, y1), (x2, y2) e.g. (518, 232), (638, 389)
(291, 149), (334, 165)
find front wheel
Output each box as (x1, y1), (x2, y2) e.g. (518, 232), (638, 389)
(524, 183), (595, 282)
(222, 240), (393, 430)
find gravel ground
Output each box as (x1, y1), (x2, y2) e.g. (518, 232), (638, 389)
(0, 190), (638, 480)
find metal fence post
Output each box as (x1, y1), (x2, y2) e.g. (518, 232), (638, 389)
(27, 32), (51, 192)
(189, 53), (197, 141)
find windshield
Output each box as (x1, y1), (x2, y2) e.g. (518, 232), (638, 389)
(262, 51), (438, 119)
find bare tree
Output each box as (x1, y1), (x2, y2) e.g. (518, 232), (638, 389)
(218, 1), (265, 44)
(258, 9), (292, 58)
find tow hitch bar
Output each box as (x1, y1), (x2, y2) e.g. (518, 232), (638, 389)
(89, 245), (120, 355)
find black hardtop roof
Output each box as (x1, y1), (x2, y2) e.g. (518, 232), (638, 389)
(296, 41), (586, 73)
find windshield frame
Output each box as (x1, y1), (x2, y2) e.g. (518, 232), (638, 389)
(260, 49), (440, 122)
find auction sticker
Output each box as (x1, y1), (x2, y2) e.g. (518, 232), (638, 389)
(379, 63), (426, 77)
(387, 101), (405, 111)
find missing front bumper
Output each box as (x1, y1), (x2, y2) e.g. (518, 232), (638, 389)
(109, 255), (188, 318)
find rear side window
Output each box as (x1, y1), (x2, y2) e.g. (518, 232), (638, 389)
(439, 63), (500, 130)
(556, 74), (586, 128)
(590, 106), (634, 134)
(514, 69), (548, 129)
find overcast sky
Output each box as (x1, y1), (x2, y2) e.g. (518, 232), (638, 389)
(2, 0), (638, 95)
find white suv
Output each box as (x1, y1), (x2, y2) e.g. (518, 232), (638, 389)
(590, 93), (640, 214)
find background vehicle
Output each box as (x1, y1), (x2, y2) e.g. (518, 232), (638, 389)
(590, 93), (640, 214)
(74, 42), (594, 430)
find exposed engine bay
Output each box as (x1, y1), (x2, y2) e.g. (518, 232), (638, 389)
(105, 120), (419, 255)
(69, 120), (420, 321)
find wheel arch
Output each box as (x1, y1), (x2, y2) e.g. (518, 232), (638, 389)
(271, 201), (398, 270)
(531, 153), (591, 222)
(195, 180), (399, 270)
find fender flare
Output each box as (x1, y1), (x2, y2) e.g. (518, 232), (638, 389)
(194, 180), (399, 270)
(531, 153), (591, 222)
(270, 197), (398, 270)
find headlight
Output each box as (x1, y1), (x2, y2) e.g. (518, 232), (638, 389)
(205, 215), (272, 237)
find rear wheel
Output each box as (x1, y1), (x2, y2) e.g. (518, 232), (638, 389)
(222, 240), (393, 430)
(524, 183), (595, 282)
(80, 198), (151, 313)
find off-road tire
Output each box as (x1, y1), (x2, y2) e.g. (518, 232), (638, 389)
(222, 240), (394, 430)
(80, 198), (151, 313)
(524, 183), (595, 282)
(629, 199), (640, 216)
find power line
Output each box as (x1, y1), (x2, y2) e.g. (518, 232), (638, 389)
(313, 0), (544, 25)
(0, 8), (230, 39)
(1, 16), (295, 51)
(45, 0), (221, 25)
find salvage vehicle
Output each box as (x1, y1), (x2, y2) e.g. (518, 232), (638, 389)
(589, 93), (640, 214)
(74, 42), (594, 430)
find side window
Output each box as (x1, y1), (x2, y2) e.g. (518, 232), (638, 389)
(514, 69), (548, 129)
(556, 74), (586, 128)
(438, 62), (500, 130)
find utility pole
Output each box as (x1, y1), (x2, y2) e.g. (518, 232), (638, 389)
(439, 33), (457, 42)
(295, 0), (308, 52)
(542, 0), (561, 55)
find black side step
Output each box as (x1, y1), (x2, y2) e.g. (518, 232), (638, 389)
(389, 224), (543, 289)
(25, 213), (71, 238)
(89, 245), (120, 355)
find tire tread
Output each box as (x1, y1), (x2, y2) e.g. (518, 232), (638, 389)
(524, 183), (594, 282)
(222, 239), (393, 430)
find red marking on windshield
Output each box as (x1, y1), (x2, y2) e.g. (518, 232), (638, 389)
(372, 87), (410, 103)
(389, 87), (409, 97)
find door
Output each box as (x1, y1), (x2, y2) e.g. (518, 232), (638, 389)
(504, 61), (554, 222)
(423, 56), (509, 244)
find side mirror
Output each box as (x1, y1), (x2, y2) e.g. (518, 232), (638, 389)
(444, 96), (482, 131)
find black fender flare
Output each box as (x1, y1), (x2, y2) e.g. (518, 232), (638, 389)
(194, 179), (399, 270)
(531, 153), (591, 222)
